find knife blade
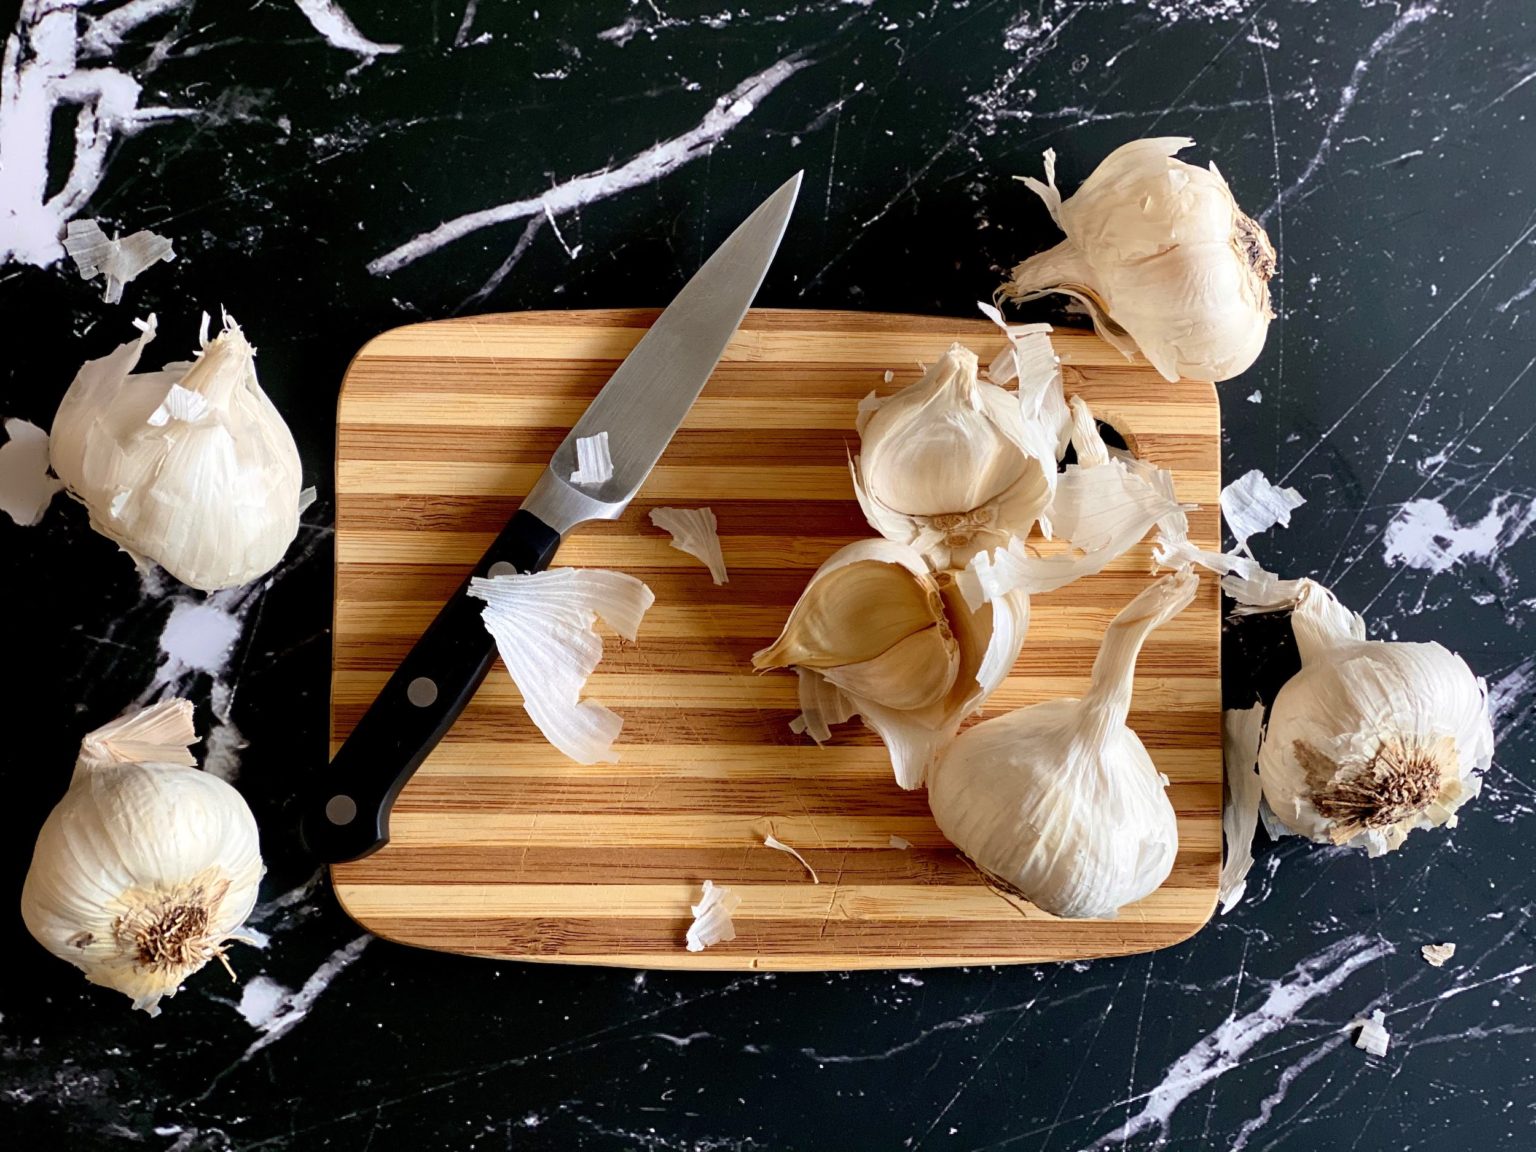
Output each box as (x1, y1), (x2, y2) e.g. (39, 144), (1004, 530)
(302, 173), (802, 863)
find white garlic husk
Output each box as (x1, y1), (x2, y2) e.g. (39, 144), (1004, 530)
(1000, 138), (1275, 383)
(21, 699), (264, 1016)
(1258, 580), (1493, 856)
(928, 569), (1197, 918)
(754, 539), (1029, 789)
(853, 343), (1056, 570)
(50, 313), (304, 591)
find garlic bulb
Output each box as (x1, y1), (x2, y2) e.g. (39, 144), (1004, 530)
(50, 313), (304, 592)
(21, 699), (263, 1016)
(1000, 138), (1275, 383)
(1258, 580), (1493, 856)
(852, 343), (1056, 570)
(754, 538), (1029, 789)
(928, 569), (1197, 918)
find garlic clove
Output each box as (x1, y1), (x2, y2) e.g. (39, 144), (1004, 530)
(753, 540), (949, 671)
(820, 625), (960, 711)
(765, 540), (1029, 789)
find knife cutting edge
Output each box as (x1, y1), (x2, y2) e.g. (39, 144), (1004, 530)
(302, 173), (803, 863)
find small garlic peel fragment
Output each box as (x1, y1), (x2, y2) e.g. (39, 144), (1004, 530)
(63, 219), (175, 305)
(1353, 1009), (1389, 1056)
(1218, 703), (1266, 914)
(0, 418), (63, 526)
(649, 506), (728, 584)
(570, 431), (613, 485)
(1421, 942), (1455, 967)
(468, 568), (655, 765)
(1220, 469), (1305, 551)
(684, 880), (740, 952)
(763, 836), (819, 883)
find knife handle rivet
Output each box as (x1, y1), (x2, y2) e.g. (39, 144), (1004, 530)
(325, 794), (358, 826)
(487, 560), (518, 577)
(407, 676), (439, 707)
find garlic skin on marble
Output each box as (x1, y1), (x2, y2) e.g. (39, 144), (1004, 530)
(852, 343), (1057, 571)
(927, 569), (1197, 919)
(753, 538), (1029, 790)
(49, 314), (304, 592)
(1258, 580), (1493, 856)
(1001, 138), (1275, 383)
(20, 700), (264, 1016)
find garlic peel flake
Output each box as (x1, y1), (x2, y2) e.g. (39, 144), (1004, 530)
(763, 835), (819, 883)
(1219, 703), (1266, 914)
(1353, 1009), (1390, 1056)
(1421, 942), (1455, 967)
(649, 506), (728, 584)
(63, 219), (175, 304)
(468, 568), (655, 765)
(0, 417), (64, 526)
(21, 699), (264, 1016)
(684, 880), (740, 951)
(1220, 469), (1305, 552)
(570, 431), (613, 485)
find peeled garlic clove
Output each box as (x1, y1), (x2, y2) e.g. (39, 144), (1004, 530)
(20, 699), (264, 1016)
(853, 343), (1055, 569)
(753, 542), (952, 676)
(928, 569), (1197, 918)
(49, 314), (304, 592)
(820, 625), (960, 711)
(759, 539), (1029, 789)
(1001, 139), (1275, 383)
(1258, 580), (1493, 856)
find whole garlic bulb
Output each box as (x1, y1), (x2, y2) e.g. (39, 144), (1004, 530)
(21, 699), (264, 1016)
(1259, 580), (1493, 856)
(1000, 138), (1275, 383)
(754, 538), (1029, 789)
(50, 313), (304, 591)
(928, 569), (1197, 918)
(853, 343), (1056, 571)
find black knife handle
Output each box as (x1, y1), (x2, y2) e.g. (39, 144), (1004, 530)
(301, 508), (563, 863)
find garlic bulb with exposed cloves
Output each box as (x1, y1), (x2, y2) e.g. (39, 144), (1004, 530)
(50, 313), (304, 591)
(1000, 138), (1275, 383)
(754, 538), (1029, 789)
(928, 569), (1197, 919)
(21, 700), (264, 1016)
(1258, 580), (1493, 856)
(852, 343), (1057, 570)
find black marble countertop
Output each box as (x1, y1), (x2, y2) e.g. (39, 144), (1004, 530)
(3, 2), (1533, 1149)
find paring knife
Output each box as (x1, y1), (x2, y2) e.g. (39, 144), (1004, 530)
(302, 173), (803, 863)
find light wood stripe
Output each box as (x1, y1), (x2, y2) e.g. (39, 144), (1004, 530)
(329, 308), (1223, 968)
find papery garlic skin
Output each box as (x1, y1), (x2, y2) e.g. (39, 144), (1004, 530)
(1258, 580), (1493, 856)
(20, 700), (263, 1016)
(853, 344), (1055, 570)
(50, 314), (304, 592)
(755, 538), (1029, 789)
(928, 570), (1196, 918)
(1001, 139), (1275, 383)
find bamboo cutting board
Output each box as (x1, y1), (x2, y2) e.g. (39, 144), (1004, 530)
(330, 309), (1222, 969)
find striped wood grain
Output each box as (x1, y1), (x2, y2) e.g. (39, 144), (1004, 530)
(330, 309), (1222, 969)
